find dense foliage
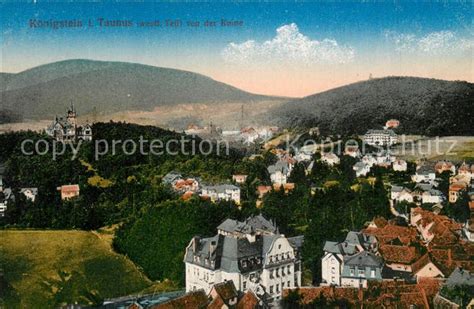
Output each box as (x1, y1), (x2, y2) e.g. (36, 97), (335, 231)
(271, 76), (474, 136)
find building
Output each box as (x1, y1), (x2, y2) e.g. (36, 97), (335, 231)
(363, 129), (397, 146)
(46, 103), (92, 142)
(449, 182), (467, 203)
(390, 186), (414, 204)
(321, 231), (378, 287)
(353, 162), (370, 177)
(344, 146), (360, 158)
(200, 184), (241, 205)
(20, 188), (38, 202)
(0, 188), (13, 217)
(233, 174), (248, 184)
(267, 161), (292, 185)
(384, 119), (400, 129)
(184, 215), (304, 304)
(435, 161), (456, 174)
(392, 159), (407, 172)
(411, 165), (436, 183)
(341, 251), (383, 288)
(57, 184), (80, 200)
(321, 153), (340, 166)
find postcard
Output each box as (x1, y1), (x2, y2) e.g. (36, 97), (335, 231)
(0, 2), (473, 308)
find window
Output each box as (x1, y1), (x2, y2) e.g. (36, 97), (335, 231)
(269, 270), (274, 279)
(287, 265), (291, 274)
(331, 267), (335, 274)
(278, 244), (282, 249)
(243, 281), (247, 289)
(350, 267), (355, 276)
(288, 280), (291, 287)
(270, 286), (273, 294)
(371, 268), (376, 278)
(358, 268), (364, 276)
(282, 282), (285, 288)
(276, 284), (280, 293)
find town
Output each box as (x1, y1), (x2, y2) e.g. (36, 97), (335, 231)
(1, 112), (473, 308)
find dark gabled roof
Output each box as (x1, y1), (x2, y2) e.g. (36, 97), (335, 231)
(344, 251), (383, 268)
(217, 215), (277, 235)
(288, 235), (304, 250)
(445, 267), (474, 287)
(212, 280), (238, 302)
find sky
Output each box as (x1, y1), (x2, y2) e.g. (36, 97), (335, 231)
(1, 2), (473, 97)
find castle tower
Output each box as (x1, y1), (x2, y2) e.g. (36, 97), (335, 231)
(67, 101), (77, 129)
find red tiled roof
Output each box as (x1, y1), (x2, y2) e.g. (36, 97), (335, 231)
(379, 244), (420, 264)
(236, 290), (260, 309)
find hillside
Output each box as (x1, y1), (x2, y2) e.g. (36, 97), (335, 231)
(0, 59), (278, 121)
(0, 230), (152, 307)
(269, 77), (474, 136)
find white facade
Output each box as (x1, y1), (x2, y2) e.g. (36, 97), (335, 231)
(363, 130), (398, 146)
(321, 153), (340, 166)
(184, 216), (303, 305)
(321, 252), (342, 286)
(200, 185), (241, 205)
(393, 160), (408, 172)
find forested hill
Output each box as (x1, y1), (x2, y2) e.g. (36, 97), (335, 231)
(269, 77), (474, 136)
(0, 59), (279, 121)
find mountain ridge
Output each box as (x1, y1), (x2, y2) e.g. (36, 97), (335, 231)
(0, 59), (282, 121)
(268, 76), (474, 136)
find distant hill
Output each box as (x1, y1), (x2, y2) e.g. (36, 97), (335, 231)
(269, 77), (474, 136)
(0, 59), (278, 121)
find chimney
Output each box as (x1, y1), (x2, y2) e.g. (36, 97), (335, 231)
(193, 236), (200, 252)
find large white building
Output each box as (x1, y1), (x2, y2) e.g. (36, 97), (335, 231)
(184, 215), (303, 305)
(363, 129), (398, 146)
(200, 184), (241, 205)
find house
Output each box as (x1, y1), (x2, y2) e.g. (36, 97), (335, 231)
(233, 174), (248, 184)
(341, 251), (383, 288)
(321, 152), (340, 166)
(267, 161), (292, 185)
(321, 231), (378, 286)
(414, 183), (445, 204)
(200, 184), (241, 205)
(20, 188), (38, 202)
(392, 159), (407, 172)
(463, 201), (474, 242)
(208, 280), (239, 308)
(353, 162), (370, 177)
(361, 154), (377, 168)
(410, 254), (445, 281)
(184, 215), (304, 305)
(457, 162), (473, 178)
(0, 189), (12, 217)
(283, 279), (441, 308)
(411, 165), (436, 183)
(46, 103), (92, 142)
(390, 186), (414, 203)
(435, 161), (456, 174)
(344, 146), (360, 158)
(57, 184), (80, 200)
(363, 129), (397, 146)
(384, 119), (400, 129)
(449, 182), (467, 203)
(173, 178), (200, 193)
(410, 207), (462, 246)
(162, 171), (182, 185)
(379, 244), (420, 273)
(256, 186), (272, 199)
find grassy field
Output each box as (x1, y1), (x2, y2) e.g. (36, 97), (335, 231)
(0, 229), (154, 308)
(391, 136), (474, 162)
